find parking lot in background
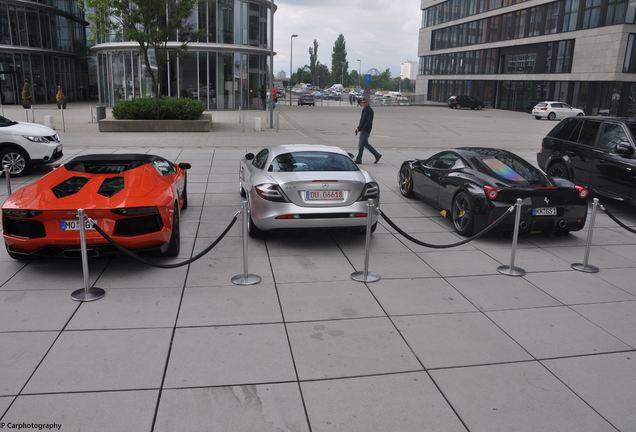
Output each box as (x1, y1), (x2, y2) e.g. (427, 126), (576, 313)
(1, 103), (635, 432)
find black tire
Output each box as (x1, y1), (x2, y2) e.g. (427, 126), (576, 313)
(534, 116), (542, 120)
(548, 112), (556, 120)
(356, 222), (378, 234)
(451, 191), (475, 236)
(0, 147), (30, 177)
(248, 214), (264, 238)
(398, 165), (414, 197)
(181, 176), (188, 209)
(577, 113), (584, 116)
(163, 204), (180, 257)
(5, 244), (35, 261)
(547, 162), (570, 180)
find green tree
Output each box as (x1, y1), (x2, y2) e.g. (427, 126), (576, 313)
(81, 0), (201, 96)
(308, 39), (319, 86)
(315, 63), (331, 88)
(331, 34), (348, 86)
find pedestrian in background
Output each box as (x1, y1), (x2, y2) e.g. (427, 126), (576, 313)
(354, 98), (382, 164)
(272, 86), (278, 109)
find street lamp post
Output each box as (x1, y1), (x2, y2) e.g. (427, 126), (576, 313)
(356, 59), (361, 89)
(290, 34), (298, 106)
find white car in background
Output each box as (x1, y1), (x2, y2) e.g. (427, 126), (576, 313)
(532, 101), (585, 120)
(0, 115), (62, 176)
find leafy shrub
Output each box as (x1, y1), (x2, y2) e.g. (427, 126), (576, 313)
(112, 97), (206, 120)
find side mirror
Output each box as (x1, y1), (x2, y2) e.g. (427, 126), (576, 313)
(245, 153), (255, 161)
(178, 162), (191, 170)
(615, 143), (634, 156)
(347, 152), (355, 159)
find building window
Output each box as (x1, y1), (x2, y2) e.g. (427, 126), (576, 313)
(582, 0), (602, 29)
(506, 53), (536, 73)
(563, 0), (579, 31)
(624, 33), (636, 72)
(606, 0), (627, 25)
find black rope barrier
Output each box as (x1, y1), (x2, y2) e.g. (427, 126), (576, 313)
(90, 215), (238, 269)
(378, 205), (515, 249)
(601, 205), (636, 234)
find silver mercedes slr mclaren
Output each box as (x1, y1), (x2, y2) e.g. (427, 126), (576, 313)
(238, 145), (380, 236)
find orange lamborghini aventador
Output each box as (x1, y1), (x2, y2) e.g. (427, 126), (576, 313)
(2, 154), (190, 259)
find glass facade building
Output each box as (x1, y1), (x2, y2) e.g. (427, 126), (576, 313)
(0, 0), (88, 104)
(417, 0), (636, 116)
(92, 0), (275, 110)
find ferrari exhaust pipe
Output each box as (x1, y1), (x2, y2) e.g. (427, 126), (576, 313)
(558, 219), (567, 229)
(519, 220), (528, 231)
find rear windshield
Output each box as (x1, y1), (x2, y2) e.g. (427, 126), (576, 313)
(269, 151), (358, 172)
(473, 154), (545, 184)
(535, 103), (547, 107)
(65, 160), (149, 173)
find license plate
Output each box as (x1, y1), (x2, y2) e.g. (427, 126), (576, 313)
(532, 207), (557, 216)
(60, 219), (94, 231)
(305, 190), (344, 200)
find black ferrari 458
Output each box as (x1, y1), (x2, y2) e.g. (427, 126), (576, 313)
(398, 148), (589, 236)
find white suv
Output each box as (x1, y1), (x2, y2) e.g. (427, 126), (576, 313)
(532, 101), (585, 120)
(0, 115), (63, 176)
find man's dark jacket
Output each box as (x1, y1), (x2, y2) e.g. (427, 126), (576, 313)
(357, 106), (374, 134)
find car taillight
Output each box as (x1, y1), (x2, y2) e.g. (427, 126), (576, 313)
(2, 209), (43, 218)
(541, 107), (548, 111)
(575, 185), (589, 199)
(255, 183), (289, 202)
(358, 182), (379, 201)
(483, 185), (499, 201)
(111, 206), (159, 216)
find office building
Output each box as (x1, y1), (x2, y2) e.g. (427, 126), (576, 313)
(417, 0), (636, 115)
(0, 0), (89, 104)
(92, 0), (276, 110)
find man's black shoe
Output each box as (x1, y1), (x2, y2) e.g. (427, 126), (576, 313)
(374, 154), (382, 164)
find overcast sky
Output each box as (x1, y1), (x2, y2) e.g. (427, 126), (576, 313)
(273, 0), (420, 80)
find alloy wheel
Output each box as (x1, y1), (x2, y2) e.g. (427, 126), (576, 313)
(1, 152), (27, 175)
(398, 166), (413, 196)
(452, 194), (471, 233)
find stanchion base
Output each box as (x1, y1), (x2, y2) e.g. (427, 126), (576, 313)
(71, 287), (106, 302)
(351, 271), (381, 283)
(571, 263), (600, 273)
(497, 265), (526, 277)
(231, 274), (262, 286)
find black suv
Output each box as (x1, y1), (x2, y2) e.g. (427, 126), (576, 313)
(448, 95), (484, 110)
(537, 117), (636, 206)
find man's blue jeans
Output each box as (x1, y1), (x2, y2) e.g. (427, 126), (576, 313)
(355, 130), (380, 163)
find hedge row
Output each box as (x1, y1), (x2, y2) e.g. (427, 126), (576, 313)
(112, 97), (206, 120)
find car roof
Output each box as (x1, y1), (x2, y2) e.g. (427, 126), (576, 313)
(264, 145), (349, 158)
(67, 154), (165, 163)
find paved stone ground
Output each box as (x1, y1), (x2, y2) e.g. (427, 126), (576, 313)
(1, 103), (635, 431)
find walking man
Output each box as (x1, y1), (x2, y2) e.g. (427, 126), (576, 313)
(354, 98), (382, 164)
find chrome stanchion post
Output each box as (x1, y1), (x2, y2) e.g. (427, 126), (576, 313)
(351, 199), (380, 282)
(4, 166), (11, 195)
(231, 201), (262, 285)
(276, 111), (280, 133)
(71, 209), (106, 302)
(497, 198), (526, 277)
(60, 106), (66, 132)
(572, 198), (600, 273)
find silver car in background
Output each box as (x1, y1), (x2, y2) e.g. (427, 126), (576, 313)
(239, 145), (379, 236)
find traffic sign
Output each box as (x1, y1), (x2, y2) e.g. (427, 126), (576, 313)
(364, 74), (372, 84)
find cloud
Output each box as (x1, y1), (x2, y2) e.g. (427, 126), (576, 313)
(273, 0), (419, 79)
